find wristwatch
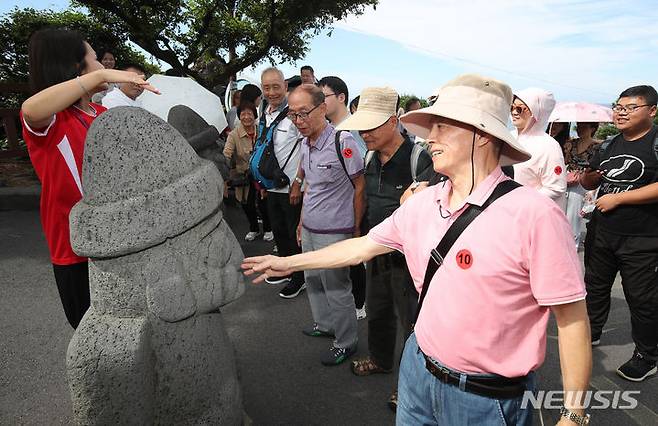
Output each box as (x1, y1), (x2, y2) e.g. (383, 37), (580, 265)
(294, 176), (304, 185)
(560, 407), (590, 425)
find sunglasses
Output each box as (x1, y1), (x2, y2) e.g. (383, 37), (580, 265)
(510, 105), (529, 115)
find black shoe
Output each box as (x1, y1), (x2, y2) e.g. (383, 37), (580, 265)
(320, 344), (357, 366)
(278, 281), (306, 299)
(616, 352), (657, 382)
(302, 323), (334, 338)
(265, 276), (291, 285)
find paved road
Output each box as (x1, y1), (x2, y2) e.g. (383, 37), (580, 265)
(1, 203), (656, 425)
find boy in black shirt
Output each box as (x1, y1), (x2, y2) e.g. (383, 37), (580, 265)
(581, 85), (658, 382)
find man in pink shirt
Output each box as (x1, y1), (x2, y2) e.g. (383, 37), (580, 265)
(243, 74), (592, 426)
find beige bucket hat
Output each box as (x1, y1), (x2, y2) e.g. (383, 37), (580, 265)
(336, 86), (398, 131)
(400, 74), (530, 166)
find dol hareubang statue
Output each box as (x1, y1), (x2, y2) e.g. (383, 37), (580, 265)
(66, 107), (245, 424)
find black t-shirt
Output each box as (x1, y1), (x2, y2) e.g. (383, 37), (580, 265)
(364, 138), (434, 230)
(589, 126), (658, 236)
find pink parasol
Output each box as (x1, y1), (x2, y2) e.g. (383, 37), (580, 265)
(548, 102), (613, 123)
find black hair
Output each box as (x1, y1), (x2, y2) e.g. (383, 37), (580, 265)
(618, 85), (658, 106)
(122, 62), (146, 74)
(552, 124), (570, 147)
(405, 96), (421, 111)
(577, 122), (599, 138)
(241, 84), (262, 104)
(98, 49), (115, 60)
(318, 76), (349, 106)
(28, 28), (88, 93)
(350, 95), (360, 112)
(237, 101), (257, 118)
(300, 65), (314, 74)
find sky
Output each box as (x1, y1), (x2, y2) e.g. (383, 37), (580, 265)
(4, 0), (658, 104)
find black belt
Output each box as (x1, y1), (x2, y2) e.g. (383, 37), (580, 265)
(422, 353), (528, 400)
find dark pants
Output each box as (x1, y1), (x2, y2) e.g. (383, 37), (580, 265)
(350, 263), (366, 309)
(52, 262), (90, 329)
(366, 253), (418, 370)
(584, 223), (658, 361)
(266, 191), (304, 285)
(242, 183), (271, 233)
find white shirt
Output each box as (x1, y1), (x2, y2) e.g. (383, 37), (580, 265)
(265, 104), (301, 194)
(102, 88), (142, 109)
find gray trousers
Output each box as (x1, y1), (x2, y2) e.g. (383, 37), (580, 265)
(301, 228), (357, 349)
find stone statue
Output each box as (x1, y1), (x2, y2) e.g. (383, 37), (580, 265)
(67, 107), (245, 425)
(168, 105), (230, 180)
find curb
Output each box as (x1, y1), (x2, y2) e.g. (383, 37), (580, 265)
(0, 186), (40, 211)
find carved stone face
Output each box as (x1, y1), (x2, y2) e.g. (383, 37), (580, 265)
(88, 209), (244, 321)
(143, 210), (244, 321)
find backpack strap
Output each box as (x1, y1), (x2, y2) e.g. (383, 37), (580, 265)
(597, 135), (615, 158)
(334, 130), (356, 189)
(653, 130), (658, 161)
(414, 179), (522, 324)
(364, 151), (375, 169)
(256, 106), (290, 146)
(410, 143), (424, 182)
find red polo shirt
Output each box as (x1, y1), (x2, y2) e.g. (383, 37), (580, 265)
(21, 104), (106, 265)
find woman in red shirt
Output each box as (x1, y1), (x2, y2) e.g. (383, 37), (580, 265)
(21, 28), (159, 329)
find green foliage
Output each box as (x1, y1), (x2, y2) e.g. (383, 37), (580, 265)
(0, 7), (160, 86)
(595, 123), (619, 140)
(399, 94), (429, 111)
(75, 0), (378, 87)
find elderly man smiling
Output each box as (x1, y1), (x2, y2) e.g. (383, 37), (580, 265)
(243, 74), (592, 425)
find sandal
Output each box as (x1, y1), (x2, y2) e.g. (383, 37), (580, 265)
(388, 391), (398, 412)
(350, 356), (393, 376)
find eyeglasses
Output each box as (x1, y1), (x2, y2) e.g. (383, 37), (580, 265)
(323, 93), (336, 98)
(612, 104), (653, 114)
(510, 105), (529, 115)
(287, 103), (321, 122)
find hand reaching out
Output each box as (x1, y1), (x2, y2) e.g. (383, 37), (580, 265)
(241, 255), (295, 283)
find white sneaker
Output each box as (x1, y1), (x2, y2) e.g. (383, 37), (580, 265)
(263, 231), (274, 242)
(356, 305), (367, 320)
(245, 231), (259, 241)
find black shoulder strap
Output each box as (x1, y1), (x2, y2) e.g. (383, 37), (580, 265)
(334, 130), (356, 188)
(280, 137), (302, 172)
(598, 135), (615, 157)
(653, 130), (658, 161)
(414, 179), (522, 323)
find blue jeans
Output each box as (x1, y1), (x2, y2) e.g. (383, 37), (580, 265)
(397, 333), (536, 425)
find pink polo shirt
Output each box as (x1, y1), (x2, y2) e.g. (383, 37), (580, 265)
(368, 167), (585, 377)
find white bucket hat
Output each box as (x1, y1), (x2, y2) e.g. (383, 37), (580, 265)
(400, 74), (530, 166)
(336, 86), (398, 131)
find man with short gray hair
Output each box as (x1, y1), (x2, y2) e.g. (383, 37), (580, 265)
(259, 67), (306, 298)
